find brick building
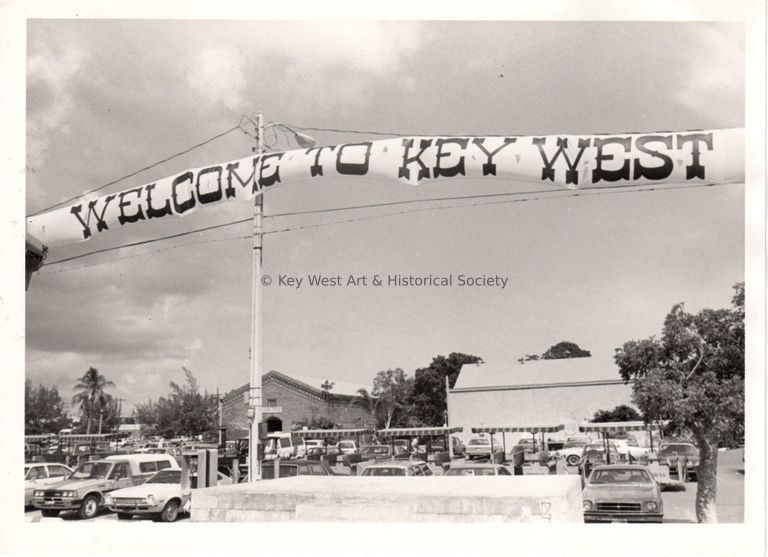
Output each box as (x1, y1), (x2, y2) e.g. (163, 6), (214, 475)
(448, 354), (636, 443)
(220, 370), (372, 438)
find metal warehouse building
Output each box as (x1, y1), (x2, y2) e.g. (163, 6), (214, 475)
(448, 355), (635, 442)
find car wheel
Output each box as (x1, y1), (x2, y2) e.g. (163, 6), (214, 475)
(117, 512), (133, 520)
(40, 509), (60, 518)
(566, 455), (580, 466)
(160, 500), (180, 523)
(78, 494), (100, 520)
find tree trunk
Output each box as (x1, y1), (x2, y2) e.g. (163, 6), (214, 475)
(385, 409), (393, 430)
(86, 417), (92, 435)
(693, 430), (719, 523)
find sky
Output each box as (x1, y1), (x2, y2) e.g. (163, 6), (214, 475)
(23, 19), (747, 415)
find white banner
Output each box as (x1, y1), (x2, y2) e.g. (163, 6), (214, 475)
(27, 128), (744, 247)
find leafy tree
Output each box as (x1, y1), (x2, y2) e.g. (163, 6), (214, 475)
(72, 367), (115, 434)
(374, 368), (415, 429)
(136, 367), (218, 440)
(592, 404), (642, 423)
(356, 387), (382, 429)
(541, 341), (591, 359)
(25, 380), (70, 434)
(614, 283), (744, 523)
(412, 352), (482, 426)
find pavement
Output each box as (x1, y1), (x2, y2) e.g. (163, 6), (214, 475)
(660, 447), (744, 523)
(24, 448), (744, 524)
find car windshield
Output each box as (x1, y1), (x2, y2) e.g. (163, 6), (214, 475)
(469, 439), (489, 446)
(660, 444), (698, 456)
(72, 461), (112, 479)
(262, 465), (299, 480)
(590, 469), (653, 484)
(146, 470), (181, 484)
(446, 468), (498, 476)
(363, 467), (406, 476)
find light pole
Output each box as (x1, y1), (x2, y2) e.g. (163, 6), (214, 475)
(248, 112), (265, 482)
(245, 116), (315, 482)
(98, 409), (104, 435)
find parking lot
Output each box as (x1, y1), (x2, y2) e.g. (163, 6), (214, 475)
(660, 448), (744, 523)
(25, 448), (744, 524)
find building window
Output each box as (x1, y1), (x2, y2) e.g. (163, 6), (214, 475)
(267, 398), (277, 407)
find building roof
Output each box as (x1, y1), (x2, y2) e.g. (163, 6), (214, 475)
(452, 354), (624, 391)
(270, 371), (370, 398)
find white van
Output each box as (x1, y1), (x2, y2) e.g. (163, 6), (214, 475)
(264, 433), (294, 460)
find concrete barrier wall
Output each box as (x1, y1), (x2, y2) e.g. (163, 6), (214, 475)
(192, 476), (583, 523)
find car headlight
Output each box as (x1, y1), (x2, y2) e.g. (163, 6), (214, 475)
(66, 491), (76, 497)
(34, 490), (45, 497)
(104, 494), (113, 505)
(645, 501), (658, 511)
(146, 494), (156, 505)
(583, 500), (593, 511)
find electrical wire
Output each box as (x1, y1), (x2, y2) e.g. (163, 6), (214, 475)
(27, 119), (255, 218)
(39, 236), (248, 276)
(263, 182), (727, 236)
(41, 181), (734, 270)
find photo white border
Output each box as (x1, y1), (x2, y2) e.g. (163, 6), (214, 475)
(1, 2), (764, 556)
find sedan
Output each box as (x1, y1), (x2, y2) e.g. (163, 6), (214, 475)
(261, 459), (334, 479)
(659, 442), (699, 480)
(465, 436), (502, 460)
(360, 461), (432, 477)
(445, 464), (511, 476)
(582, 465), (663, 523)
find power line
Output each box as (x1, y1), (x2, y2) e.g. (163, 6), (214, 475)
(263, 182), (727, 236)
(40, 236), (247, 276)
(41, 181), (733, 271)
(27, 120), (253, 218)
(45, 218), (253, 267)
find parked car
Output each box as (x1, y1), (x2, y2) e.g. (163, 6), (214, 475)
(24, 463), (73, 506)
(659, 442), (699, 481)
(555, 438), (590, 466)
(31, 454), (179, 519)
(445, 464), (511, 476)
(582, 465), (663, 523)
(427, 436), (466, 456)
(360, 461), (432, 477)
(104, 468), (231, 522)
(360, 445), (392, 460)
(334, 440), (359, 455)
(264, 433), (295, 460)
(578, 442), (622, 476)
(465, 436), (503, 460)
(261, 459), (334, 479)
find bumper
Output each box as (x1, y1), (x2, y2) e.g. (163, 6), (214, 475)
(584, 512), (663, 523)
(31, 497), (82, 511)
(107, 503), (163, 515)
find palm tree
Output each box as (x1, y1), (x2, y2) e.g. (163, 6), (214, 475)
(72, 367), (114, 434)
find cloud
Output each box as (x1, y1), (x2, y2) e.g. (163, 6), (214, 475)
(674, 26), (743, 114)
(187, 47), (247, 110)
(27, 40), (86, 165)
(261, 21), (423, 76)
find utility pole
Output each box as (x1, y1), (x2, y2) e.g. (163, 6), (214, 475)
(248, 112), (265, 482)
